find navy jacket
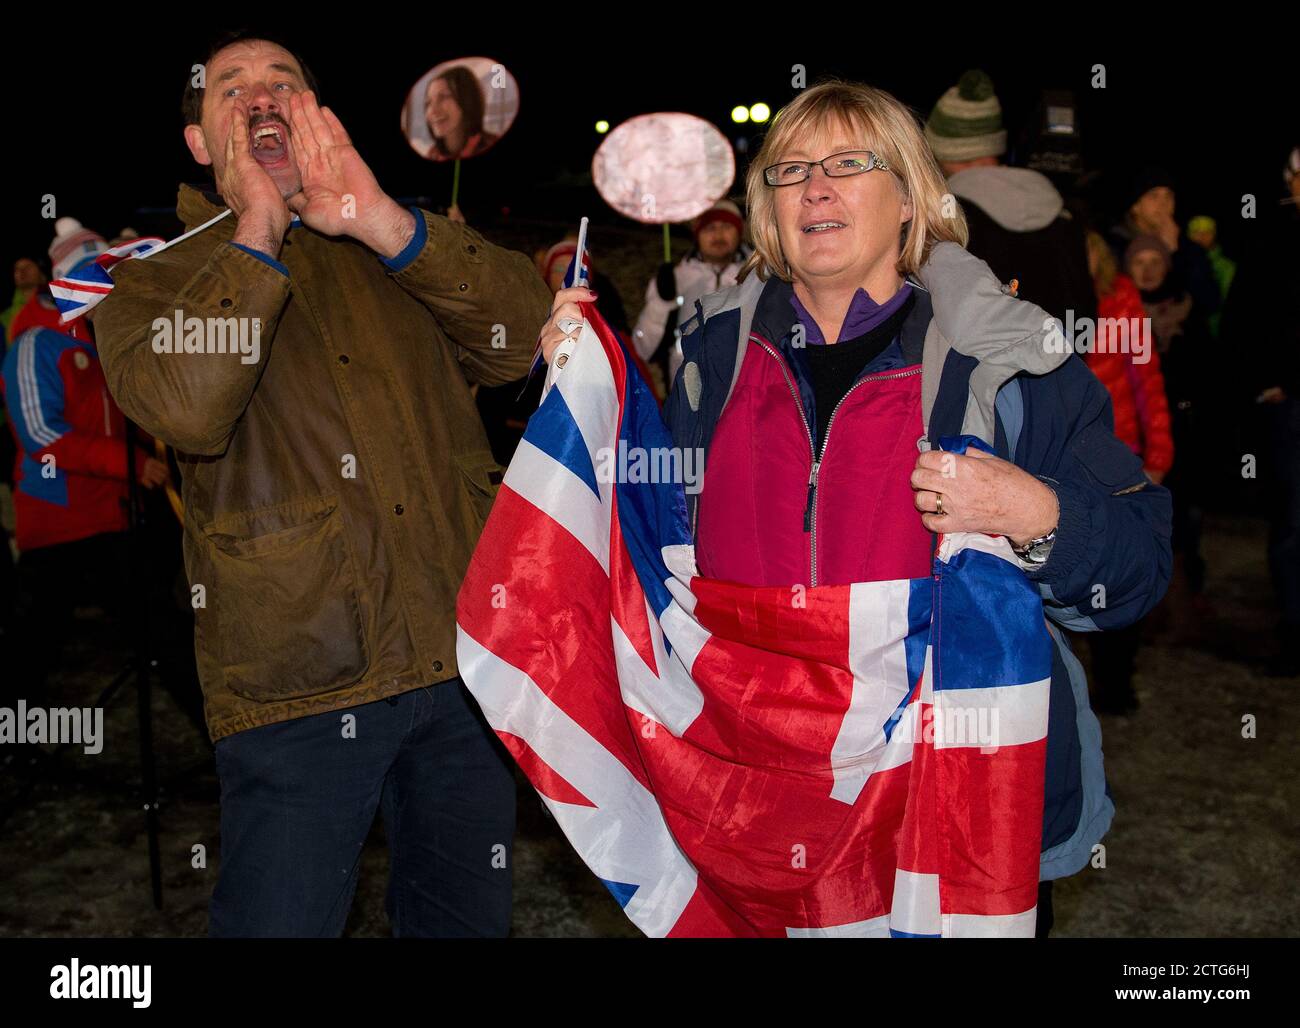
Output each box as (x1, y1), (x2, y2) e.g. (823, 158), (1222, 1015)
(665, 243), (1173, 879)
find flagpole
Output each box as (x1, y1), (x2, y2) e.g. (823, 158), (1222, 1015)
(574, 216), (589, 286)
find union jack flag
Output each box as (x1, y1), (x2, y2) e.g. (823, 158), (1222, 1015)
(456, 303), (1051, 937)
(48, 209), (233, 323)
(48, 237), (165, 323)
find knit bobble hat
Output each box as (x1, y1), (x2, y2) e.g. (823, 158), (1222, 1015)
(692, 199), (744, 238)
(924, 70), (1007, 163)
(49, 217), (109, 280)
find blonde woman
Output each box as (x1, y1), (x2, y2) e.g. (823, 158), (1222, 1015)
(539, 82), (1171, 934)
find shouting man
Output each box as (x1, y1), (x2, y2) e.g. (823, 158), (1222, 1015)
(93, 33), (552, 937)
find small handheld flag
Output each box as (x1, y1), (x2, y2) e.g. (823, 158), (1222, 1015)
(49, 209), (233, 323)
(528, 216), (592, 384)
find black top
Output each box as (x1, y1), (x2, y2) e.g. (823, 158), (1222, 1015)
(804, 292), (915, 452)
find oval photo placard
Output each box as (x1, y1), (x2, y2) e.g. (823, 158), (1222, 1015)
(401, 57), (520, 162)
(592, 112), (735, 224)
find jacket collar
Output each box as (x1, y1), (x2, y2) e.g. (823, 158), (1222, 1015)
(751, 275), (929, 368)
(177, 183), (227, 230)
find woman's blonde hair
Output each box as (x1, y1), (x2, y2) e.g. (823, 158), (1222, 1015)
(741, 80), (967, 283)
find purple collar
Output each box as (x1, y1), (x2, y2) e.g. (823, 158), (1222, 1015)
(790, 283), (913, 345)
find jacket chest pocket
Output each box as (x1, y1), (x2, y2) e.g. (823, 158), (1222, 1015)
(200, 495), (370, 702)
(454, 452), (503, 535)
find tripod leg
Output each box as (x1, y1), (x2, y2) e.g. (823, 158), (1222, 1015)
(139, 657), (163, 910)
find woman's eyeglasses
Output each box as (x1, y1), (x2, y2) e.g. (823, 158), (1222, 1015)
(763, 150), (891, 187)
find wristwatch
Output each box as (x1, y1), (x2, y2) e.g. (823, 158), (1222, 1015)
(1012, 527), (1057, 567)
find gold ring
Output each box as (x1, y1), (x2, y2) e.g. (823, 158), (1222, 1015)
(935, 493), (945, 517)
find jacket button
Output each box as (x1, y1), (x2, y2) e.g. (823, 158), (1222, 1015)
(393, 503), (404, 515)
(458, 282), (468, 292)
(432, 660), (443, 672)
(220, 298), (233, 309)
(338, 354), (350, 365)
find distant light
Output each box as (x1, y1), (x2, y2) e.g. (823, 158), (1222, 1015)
(595, 120), (610, 134)
(730, 105), (750, 124)
(749, 103), (771, 124)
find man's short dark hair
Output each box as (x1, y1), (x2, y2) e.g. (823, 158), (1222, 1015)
(181, 30), (320, 127)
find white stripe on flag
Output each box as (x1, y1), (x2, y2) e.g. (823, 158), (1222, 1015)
(944, 908), (1038, 937)
(456, 626), (698, 937)
(939, 531), (1021, 567)
(504, 438), (609, 575)
(554, 319), (620, 479)
(831, 579), (915, 804)
(891, 868), (941, 936)
(612, 598), (705, 738)
(933, 679), (1050, 751)
(786, 915), (890, 938)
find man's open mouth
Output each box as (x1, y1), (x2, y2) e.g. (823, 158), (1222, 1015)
(250, 121), (289, 166)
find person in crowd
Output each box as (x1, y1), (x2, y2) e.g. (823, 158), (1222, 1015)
(1125, 233), (1212, 633)
(1221, 146), (1300, 676)
(1, 220), (171, 691)
(924, 69), (1095, 331)
(1108, 168), (1220, 321)
(421, 65), (498, 161)
(91, 32), (552, 937)
(1186, 215), (1236, 339)
(632, 200), (751, 389)
(0, 254), (50, 663)
(3, 257), (48, 342)
(538, 237), (630, 337)
(1082, 230), (1174, 712)
(539, 81), (1172, 936)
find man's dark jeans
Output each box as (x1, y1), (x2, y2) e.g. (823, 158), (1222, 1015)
(209, 677), (516, 937)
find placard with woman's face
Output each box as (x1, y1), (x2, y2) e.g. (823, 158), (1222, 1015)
(592, 112), (736, 223)
(401, 57), (519, 162)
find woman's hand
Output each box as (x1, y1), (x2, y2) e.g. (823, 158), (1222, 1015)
(911, 448), (1059, 546)
(537, 286), (597, 364)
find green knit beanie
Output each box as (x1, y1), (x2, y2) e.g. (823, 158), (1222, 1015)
(924, 70), (1007, 163)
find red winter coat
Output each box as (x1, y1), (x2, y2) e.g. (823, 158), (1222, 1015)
(1, 327), (138, 551)
(1084, 274), (1174, 475)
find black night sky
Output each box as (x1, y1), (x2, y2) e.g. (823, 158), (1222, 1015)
(2, 19), (1292, 271)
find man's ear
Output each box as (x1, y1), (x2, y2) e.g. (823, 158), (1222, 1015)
(183, 124), (212, 167)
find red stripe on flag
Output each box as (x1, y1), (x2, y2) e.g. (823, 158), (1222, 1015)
(498, 731), (597, 807)
(457, 483), (654, 794)
(51, 280), (112, 295)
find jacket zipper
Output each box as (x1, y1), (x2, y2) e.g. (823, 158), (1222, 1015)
(755, 337), (920, 586)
